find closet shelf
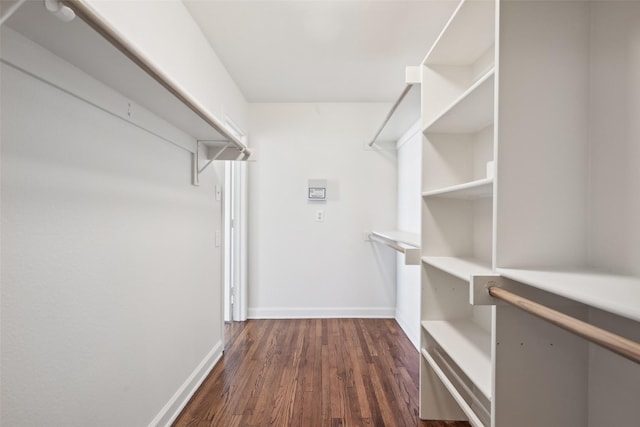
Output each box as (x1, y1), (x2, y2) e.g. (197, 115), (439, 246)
(369, 83), (421, 148)
(423, 68), (494, 134)
(422, 178), (493, 200)
(422, 0), (496, 66)
(422, 257), (492, 282)
(422, 320), (492, 399)
(420, 349), (487, 427)
(497, 268), (640, 323)
(4, 0), (250, 170)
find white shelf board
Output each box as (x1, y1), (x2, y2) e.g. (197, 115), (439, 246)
(420, 349), (486, 427)
(423, 178), (493, 200)
(5, 1), (229, 143)
(370, 84), (421, 147)
(422, 257), (493, 282)
(423, 69), (494, 134)
(422, 319), (492, 399)
(497, 268), (640, 323)
(371, 230), (420, 248)
(422, 0), (495, 66)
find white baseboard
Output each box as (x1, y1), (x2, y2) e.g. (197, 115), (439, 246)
(149, 340), (224, 427)
(248, 307), (395, 319)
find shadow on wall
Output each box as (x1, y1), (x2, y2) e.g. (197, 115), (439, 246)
(369, 242), (397, 302)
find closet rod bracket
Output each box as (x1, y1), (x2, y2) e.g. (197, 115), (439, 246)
(471, 274), (506, 306)
(192, 140), (234, 186)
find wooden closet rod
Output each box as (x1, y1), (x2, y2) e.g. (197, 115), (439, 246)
(369, 235), (406, 254)
(60, 0), (251, 159)
(488, 286), (640, 365)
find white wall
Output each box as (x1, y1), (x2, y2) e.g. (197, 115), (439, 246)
(395, 123), (422, 349)
(247, 103), (397, 318)
(1, 14), (234, 427)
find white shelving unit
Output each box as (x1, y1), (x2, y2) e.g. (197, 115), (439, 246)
(419, 1), (640, 426)
(420, 7), (496, 422)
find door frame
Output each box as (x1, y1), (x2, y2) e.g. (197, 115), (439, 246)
(223, 117), (248, 322)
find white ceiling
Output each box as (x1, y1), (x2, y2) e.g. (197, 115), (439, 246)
(183, 0), (458, 103)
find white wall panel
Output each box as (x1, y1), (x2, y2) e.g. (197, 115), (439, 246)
(247, 103), (396, 317)
(1, 51), (223, 427)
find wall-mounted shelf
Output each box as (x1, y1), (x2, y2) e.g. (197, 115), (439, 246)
(369, 230), (420, 265)
(369, 67), (421, 148)
(3, 0), (250, 187)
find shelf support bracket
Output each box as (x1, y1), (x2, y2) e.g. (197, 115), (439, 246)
(192, 140), (232, 186)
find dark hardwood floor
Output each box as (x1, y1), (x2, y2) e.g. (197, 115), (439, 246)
(173, 319), (470, 427)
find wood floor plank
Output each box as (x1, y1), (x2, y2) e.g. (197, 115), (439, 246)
(173, 319), (470, 427)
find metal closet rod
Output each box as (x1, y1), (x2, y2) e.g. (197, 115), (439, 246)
(488, 286), (640, 365)
(369, 234), (407, 254)
(60, 0), (251, 159)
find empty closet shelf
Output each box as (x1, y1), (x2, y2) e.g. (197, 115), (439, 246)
(422, 178), (493, 200)
(5, 0), (250, 160)
(422, 257), (492, 282)
(369, 83), (420, 147)
(422, 320), (492, 399)
(421, 349), (487, 427)
(423, 68), (495, 134)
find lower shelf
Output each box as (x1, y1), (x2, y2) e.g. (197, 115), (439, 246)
(421, 319), (492, 399)
(421, 348), (488, 427)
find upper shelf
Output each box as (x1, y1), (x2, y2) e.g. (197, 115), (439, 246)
(369, 83), (421, 148)
(422, 0), (495, 66)
(423, 68), (494, 134)
(369, 66), (421, 148)
(497, 268), (640, 323)
(3, 0), (250, 160)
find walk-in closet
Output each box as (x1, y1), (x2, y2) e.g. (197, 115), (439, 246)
(1, 1), (638, 426)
